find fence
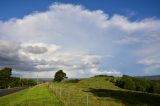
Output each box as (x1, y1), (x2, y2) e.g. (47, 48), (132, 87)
(47, 83), (100, 106)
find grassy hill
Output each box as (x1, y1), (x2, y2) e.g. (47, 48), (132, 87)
(0, 84), (63, 106)
(49, 76), (160, 106)
(1, 76), (160, 106)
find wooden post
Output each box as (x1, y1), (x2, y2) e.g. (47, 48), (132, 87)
(60, 87), (61, 98)
(86, 94), (89, 106)
(68, 90), (70, 106)
(36, 73), (38, 85)
(56, 87), (57, 96)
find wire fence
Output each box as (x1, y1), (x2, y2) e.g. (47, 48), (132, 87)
(47, 83), (101, 106)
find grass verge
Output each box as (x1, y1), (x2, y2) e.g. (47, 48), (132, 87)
(0, 83), (64, 106)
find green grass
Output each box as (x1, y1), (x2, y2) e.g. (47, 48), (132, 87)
(1, 77), (160, 106)
(0, 84), (64, 106)
(49, 76), (160, 106)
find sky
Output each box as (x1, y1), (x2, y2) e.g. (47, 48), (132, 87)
(0, 0), (160, 78)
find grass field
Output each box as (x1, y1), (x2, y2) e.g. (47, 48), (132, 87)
(49, 76), (160, 106)
(0, 84), (64, 106)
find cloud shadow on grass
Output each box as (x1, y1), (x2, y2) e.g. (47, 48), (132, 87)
(87, 88), (160, 106)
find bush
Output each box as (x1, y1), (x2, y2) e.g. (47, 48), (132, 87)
(109, 78), (117, 83)
(20, 78), (36, 86)
(94, 75), (114, 78)
(65, 79), (80, 83)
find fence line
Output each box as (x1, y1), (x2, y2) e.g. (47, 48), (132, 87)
(47, 83), (98, 106)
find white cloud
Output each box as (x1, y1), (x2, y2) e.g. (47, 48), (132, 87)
(12, 70), (56, 78)
(109, 15), (160, 32)
(112, 36), (141, 44)
(0, 3), (160, 77)
(89, 68), (122, 76)
(0, 39), (109, 78)
(137, 40), (160, 73)
(23, 45), (48, 54)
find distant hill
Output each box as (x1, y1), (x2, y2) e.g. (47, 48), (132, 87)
(136, 75), (160, 82)
(31, 78), (53, 83)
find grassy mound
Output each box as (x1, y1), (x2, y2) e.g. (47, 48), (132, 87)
(49, 76), (160, 106)
(0, 84), (64, 106)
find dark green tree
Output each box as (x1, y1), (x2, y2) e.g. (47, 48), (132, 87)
(116, 75), (136, 90)
(9, 77), (21, 87)
(115, 75), (160, 94)
(153, 83), (160, 94)
(54, 70), (67, 82)
(0, 67), (12, 88)
(123, 78), (136, 90)
(133, 78), (150, 92)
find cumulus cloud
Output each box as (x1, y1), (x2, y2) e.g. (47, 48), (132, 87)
(0, 40), (20, 55)
(23, 45), (48, 54)
(0, 40), (37, 71)
(0, 3), (160, 77)
(0, 39), (110, 78)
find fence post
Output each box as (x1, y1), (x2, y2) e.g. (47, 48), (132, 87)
(56, 87), (57, 96)
(68, 90), (70, 106)
(86, 94), (89, 106)
(60, 87), (61, 98)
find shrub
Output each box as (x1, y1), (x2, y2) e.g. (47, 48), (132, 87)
(65, 79), (80, 83)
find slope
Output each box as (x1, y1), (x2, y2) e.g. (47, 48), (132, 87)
(49, 76), (160, 106)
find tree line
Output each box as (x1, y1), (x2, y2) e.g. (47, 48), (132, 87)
(115, 75), (160, 94)
(0, 67), (36, 89)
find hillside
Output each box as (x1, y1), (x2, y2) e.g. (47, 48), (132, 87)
(1, 76), (160, 106)
(49, 76), (160, 106)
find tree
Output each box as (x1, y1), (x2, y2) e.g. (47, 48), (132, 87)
(116, 75), (136, 90)
(121, 75), (136, 90)
(133, 78), (150, 92)
(123, 78), (136, 90)
(153, 83), (160, 94)
(0, 67), (12, 88)
(115, 75), (160, 94)
(54, 70), (67, 82)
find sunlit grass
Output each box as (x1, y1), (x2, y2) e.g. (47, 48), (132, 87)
(49, 77), (124, 106)
(0, 84), (64, 106)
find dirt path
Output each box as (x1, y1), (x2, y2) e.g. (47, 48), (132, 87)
(0, 87), (26, 97)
